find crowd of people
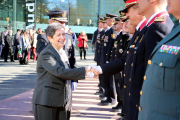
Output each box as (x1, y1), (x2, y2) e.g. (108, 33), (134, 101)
(89, 0), (180, 120)
(0, 27), (43, 64)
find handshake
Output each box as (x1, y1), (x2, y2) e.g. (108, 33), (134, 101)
(85, 65), (103, 78)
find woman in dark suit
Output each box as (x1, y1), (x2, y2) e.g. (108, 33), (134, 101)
(32, 23), (90, 120)
(78, 31), (88, 60)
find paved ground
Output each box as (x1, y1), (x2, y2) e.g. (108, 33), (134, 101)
(0, 49), (120, 120)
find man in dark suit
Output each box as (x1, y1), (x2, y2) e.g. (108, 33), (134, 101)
(74, 19), (82, 26)
(4, 30), (14, 62)
(1, 27), (9, 58)
(87, 19), (94, 27)
(14, 29), (21, 60)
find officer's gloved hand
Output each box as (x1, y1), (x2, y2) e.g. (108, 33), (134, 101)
(72, 82), (78, 91)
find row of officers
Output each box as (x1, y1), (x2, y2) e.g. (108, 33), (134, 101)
(92, 0), (180, 120)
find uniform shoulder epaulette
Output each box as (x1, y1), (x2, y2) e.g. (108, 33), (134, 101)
(154, 17), (165, 22)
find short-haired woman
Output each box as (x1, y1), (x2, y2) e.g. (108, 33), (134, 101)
(78, 30), (88, 60)
(32, 23), (90, 120)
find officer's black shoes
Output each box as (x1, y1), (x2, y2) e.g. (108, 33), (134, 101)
(80, 57), (82, 60)
(84, 58), (86, 60)
(94, 91), (103, 95)
(99, 94), (107, 100)
(11, 60), (15, 62)
(101, 97), (115, 106)
(112, 103), (122, 112)
(117, 113), (126, 116)
(4, 61), (8, 62)
(117, 113), (128, 120)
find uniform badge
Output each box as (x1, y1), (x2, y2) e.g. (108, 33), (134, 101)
(104, 36), (109, 42)
(111, 34), (116, 39)
(159, 44), (180, 55)
(97, 34), (101, 39)
(114, 41), (118, 48)
(130, 45), (135, 49)
(119, 49), (123, 53)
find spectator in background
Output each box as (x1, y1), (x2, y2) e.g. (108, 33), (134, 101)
(37, 28), (42, 34)
(27, 29), (38, 62)
(1, 27), (9, 58)
(74, 19), (82, 26)
(14, 29), (21, 60)
(87, 19), (94, 27)
(78, 31), (88, 60)
(4, 30), (14, 62)
(19, 29), (31, 65)
(69, 28), (77, 46)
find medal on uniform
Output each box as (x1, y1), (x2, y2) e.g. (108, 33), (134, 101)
(119, 49), (123, 53)
(104, 43), (106, 46)
(130, 45), (135, 48)
(114, 41), (117, 48)
(159, 44), (180, 55)
(105, 36), (108, 42)
(120, 39), (122, 42)
(111, 34), (116, 39)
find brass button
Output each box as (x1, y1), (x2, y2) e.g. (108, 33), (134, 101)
(144, 76), (146, 80)
(148, 60), (152, 65)
(129, 78), (131, 82)
(106, 54), (107, 55)
(125, 63), (126, 65)
(111, 51), (112, 52)
(140, 91), (143, 95)
(129, 93), (131, 96)
(127, 51), (129, 54)
(124, 85), (126, 88)
(131, 63), (133, 67)
(115, 55), (116, 57)
(134, 51), (136, 54)
(124, 74), (126, 77)
(136, 105), (138, 107)
(159, 62), (163, 67)
(139, 107), (142, 111)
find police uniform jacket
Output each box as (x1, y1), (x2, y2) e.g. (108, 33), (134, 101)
(100, 28), (111, 64)
(93, 29), (99, 62)
(138, 21), (180, 120)
(130, 12), (174, 120)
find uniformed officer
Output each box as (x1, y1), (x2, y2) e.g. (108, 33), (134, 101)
(89, 0), (147, 119)
(138, 0), (180, 119)
(128, 0), (174, 119)
(93, 17), (104, 63)
(110, 15), (131, 112)
(93, 17), (105, 95)
(100, 13), (118, 106)
(0, 27), (9, 58)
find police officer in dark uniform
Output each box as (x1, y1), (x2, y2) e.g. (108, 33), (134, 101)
(89, 0), (148, 118)
(110, 16), (131, 112)
(93, 17), (104, 63)
(1, 27), (9, 58)
(94, 17), (106, 96)
(100, 13), (118, 106)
